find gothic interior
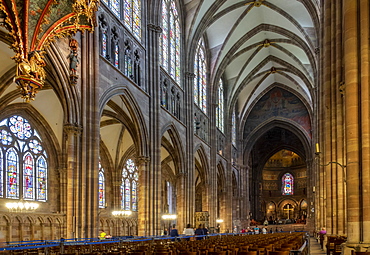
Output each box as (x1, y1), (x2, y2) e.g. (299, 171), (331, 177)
(0, 0), (369, 253)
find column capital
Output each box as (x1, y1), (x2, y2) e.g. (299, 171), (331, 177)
(185, 72), (195, 79)
(136, 156), (150, 165)
(147, 23), (162, 33)
(63, 123), (83, 135)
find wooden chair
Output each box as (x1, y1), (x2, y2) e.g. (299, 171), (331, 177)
(267, 251), (290, 255)
(351, 252), (370, 255)
(238, 251), (258, 255)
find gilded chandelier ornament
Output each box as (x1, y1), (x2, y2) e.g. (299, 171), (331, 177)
(0, 0), (99, 102)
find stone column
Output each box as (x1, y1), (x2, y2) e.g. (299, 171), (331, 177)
(184, 72), (196, 229)
(147, 23), (162, 235)
(342, 0), (370, 251)
(359, 0), (370, 244)
(175, 172), (186, 231)
(63, 123), (82, 239)
(137, 156), (150, 236)
(79, 32), (100, 238)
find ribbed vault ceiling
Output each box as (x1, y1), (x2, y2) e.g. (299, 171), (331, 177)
(185, 0), (319, 126)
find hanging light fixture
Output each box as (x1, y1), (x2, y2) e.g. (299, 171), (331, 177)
(0, 0), (99, 102)
(112, 210), (132, 217)
(5, 201), (39, 212)
(162, 214), (177, 220)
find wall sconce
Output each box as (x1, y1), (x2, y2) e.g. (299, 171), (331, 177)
(315, 143), (346, 181)
(216, 219), (224, 223)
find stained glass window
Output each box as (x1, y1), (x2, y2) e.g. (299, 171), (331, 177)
(102, 0), (120, 18)
(194, 38), (207, 113)
(232, 111), (236, 146)
(114, 43), (119, 68)
(160, 0), (181, 84)
(36, 156), (47, 201)
(102, 31), (107, 57)
(216, 79), (224, 133)
(120, 159), (138, 211)
(6, 148), (19, 198)
(124, 46), (132, 78)
(98, 160), (105, 208)
(23, 153), (34, 200)
(124, 0), (141, 39)
(0, 115), (47, 201)
(282, 173), (294, 195)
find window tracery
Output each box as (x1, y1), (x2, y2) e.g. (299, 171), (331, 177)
(124, 0), (142, 39)
(120, 159), (138, 211)
(194, 38), (207, 113)
(160, 0), (181, 84)
(0, 116), (48, 201)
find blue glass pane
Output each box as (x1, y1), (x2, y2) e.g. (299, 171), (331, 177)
(36, 156), (47, 201)
(282, 173), (294, 195)
(23, 153), (34, 200)
(6, 148), (19, 198)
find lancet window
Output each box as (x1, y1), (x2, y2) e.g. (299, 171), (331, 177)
(216, 79), (224, 132)
(0, 116), (47, 201)
(194, 38), (207, 113)
(120, 159), (138, 211)
(98, 160), (105, 208)
(160, 0), (181, 84)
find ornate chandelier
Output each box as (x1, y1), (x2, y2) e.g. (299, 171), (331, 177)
(0, 0), (99, 102)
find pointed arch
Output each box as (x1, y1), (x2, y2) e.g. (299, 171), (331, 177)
(99, 86), (149, 158)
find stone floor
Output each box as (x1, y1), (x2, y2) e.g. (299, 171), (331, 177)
(310, 237), (326, 255)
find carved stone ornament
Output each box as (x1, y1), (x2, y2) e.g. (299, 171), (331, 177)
(0, 0), (99, 101)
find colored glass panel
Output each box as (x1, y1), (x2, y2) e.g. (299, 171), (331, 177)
(9, 116), (32, 140)
(161, 0), (180, 84)
(194, 39), (207, 113)
(1, 116), (47, 202)
(1, 130), (12, 145)
(282, 173), (294, 195)
(98, 161), (105, 208)
(29, 139), (42, 154)
(125, 47), (132, 77)
(120, 158), (138, 211)
(112, 0), (120, 17)
(23, 153), (34, 200)
(132, 0), (141, 38)
(125, 179), (130, 210)
(102, 31), (107, 57)
(127, 159), (135, 173)
(124, 0), (141, 39)
(132, 181), (137, 211)
(114, 44), (119, 68)
(6, 148), (18, 198)
(217, 80), (224, 133)
(36, 156), (47, 201)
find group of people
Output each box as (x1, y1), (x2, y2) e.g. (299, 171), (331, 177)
(235, 226), (284, 234)
(163, 224), (209, 241)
